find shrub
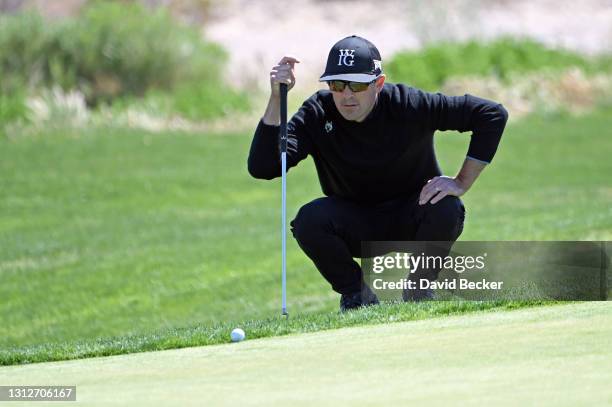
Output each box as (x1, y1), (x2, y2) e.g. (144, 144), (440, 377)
(0, 87), (28, 127)
(0, 13), (47, 94)
(57, 1), (229, 104)
(0, 1), (248, 121)
(386, 38), (612, 91)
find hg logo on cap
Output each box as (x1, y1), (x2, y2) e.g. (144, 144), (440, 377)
(337, 49), (355, 66)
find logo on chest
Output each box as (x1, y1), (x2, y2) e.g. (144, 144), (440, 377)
(324, 121), (333, 134)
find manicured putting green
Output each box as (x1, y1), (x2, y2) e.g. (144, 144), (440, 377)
(1, 302), (610, 406)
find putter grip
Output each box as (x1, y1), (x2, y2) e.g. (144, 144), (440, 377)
(279, 83), (288, 153)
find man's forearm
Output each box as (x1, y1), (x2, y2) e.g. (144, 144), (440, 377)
(262, 96), (281, 126)
(455, 157), (487, 192)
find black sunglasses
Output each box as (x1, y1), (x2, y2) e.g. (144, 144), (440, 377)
(327, 79), (376, 93)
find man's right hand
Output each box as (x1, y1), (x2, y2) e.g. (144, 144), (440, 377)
(262, 56), (300, 125)
(270, 56), (300, 97)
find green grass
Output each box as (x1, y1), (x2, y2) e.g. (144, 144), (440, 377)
(437, 110), (612, 240)
(2, 302), (611, 406)
(0, 300), (550, 366)
(1, 109), (611, 365)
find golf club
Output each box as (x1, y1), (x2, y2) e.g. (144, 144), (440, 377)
(280, 82), (288, 317)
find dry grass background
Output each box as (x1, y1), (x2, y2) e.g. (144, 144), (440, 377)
(2, 0), (611, 132)
(4, 0), (611, 88)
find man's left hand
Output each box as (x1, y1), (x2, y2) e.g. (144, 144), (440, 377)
(419, 176), (467, 205)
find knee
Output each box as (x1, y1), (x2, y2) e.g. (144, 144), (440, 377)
(290, 198), (331, 241)
(422, 196), (465, 235)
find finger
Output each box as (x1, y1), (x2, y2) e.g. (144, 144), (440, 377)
(276, 66), (296, 78)
(421, 187), (446, 205)
(273, 67), (287, 74)
(271, 65), (295, 75)
(429, 190), (448, 204)
(270, 69), (294, 80)
(419, 178), (442, 203)
(422, 177), (441, 193)
(276, 63), (294, 71)
(271, 70), (292, 79)
(276, 65), (297, 82)
(419, 186), (439, 205)
(270, 74), (294, 86)
(278, 55), (301, 68)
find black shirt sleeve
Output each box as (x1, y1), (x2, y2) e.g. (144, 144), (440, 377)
(247, 100), (314, 180)
(405, 87), (509, 163)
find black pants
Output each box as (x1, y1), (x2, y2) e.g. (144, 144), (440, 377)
(290, 194), (465, 295)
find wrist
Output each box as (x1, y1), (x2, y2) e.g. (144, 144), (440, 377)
(261, 116), (280, 127)
(453, 175), (472, 192)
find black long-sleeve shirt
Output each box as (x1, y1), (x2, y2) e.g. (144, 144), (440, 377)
(248, 83), (508, 205)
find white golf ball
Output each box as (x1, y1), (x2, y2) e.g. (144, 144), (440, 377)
(231, 328), (245, 342)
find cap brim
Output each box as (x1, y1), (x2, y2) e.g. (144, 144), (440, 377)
(319, 73), (378, 82)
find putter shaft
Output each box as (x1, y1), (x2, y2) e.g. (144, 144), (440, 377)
(280, 83), (288, 316)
